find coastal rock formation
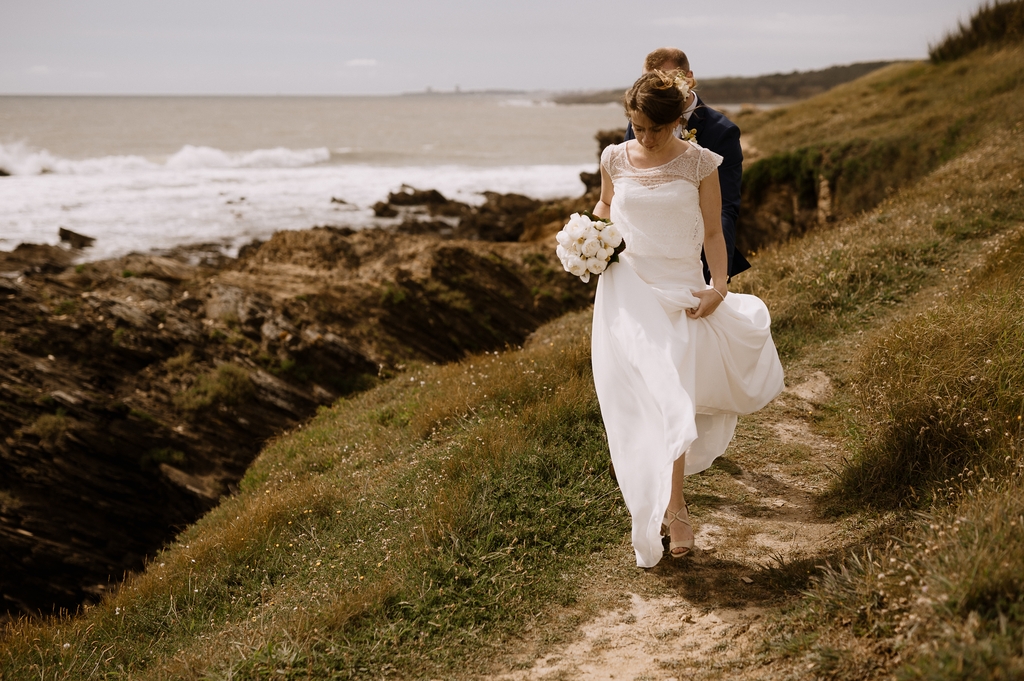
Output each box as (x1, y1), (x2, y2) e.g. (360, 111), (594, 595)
(0, 216), (592, 617)
(374, 186), (559, 242)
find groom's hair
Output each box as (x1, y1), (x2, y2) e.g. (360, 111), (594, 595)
(644, 47), (690, 74)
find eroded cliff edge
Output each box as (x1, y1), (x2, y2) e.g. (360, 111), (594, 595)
(0, 186), (594, 617)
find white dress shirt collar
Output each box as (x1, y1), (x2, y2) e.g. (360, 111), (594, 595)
(682, 93), (699, 124)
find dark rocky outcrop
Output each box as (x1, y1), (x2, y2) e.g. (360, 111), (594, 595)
(0, 216), (593, 618)
(373, 186), (553, 243)
(58, 228), (96, 250)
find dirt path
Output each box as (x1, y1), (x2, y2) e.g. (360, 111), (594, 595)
(483, 368), (861, 680)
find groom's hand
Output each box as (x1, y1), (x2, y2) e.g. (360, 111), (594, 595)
(686, 289), (725, 319)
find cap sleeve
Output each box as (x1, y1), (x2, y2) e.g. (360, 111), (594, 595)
(600, 143), (615, 175)
(696, 147), (724, 183)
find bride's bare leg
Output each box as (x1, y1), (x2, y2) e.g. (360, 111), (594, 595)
(665, 451), (694, 555)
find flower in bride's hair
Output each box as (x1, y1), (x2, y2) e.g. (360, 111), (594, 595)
(581, 236), (601, 258)
(673, 73), (691, 101)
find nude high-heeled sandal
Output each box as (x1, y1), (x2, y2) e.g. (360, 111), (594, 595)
(663, 507), (695, 559)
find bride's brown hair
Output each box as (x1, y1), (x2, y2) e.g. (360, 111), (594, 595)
(623, 69), (697, 125)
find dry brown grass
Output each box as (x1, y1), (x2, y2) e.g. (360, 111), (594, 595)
(737, 46), (1024, 160)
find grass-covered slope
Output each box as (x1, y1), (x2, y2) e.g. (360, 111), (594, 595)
(734, 43), (1024, 253)
(729, 20), (1024, 675)
(746, 226), (1024, 678)
(1, 313), (631, 679)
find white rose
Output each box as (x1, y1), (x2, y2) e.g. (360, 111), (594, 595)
(581, 237), (601, 258)
(593, 220), (606, 231)
(586, 257), (607, 274)
(597, 246), (613, 261)
(566, 213), (586, 235)
(556, 244), (569, 267)
(566, 254), (587, 276)
(555, 229), (573, 249)
(602, 225), (623, 248)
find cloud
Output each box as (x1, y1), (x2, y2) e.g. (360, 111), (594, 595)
(29, 65), (51, 75)
(345, 59), (378, 68)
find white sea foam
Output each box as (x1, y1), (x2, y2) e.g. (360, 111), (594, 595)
(0, 142), (332, 176)
(165, 145), (331, 170)
(0, 142), (593, 263)
(0, 141), (151, 176)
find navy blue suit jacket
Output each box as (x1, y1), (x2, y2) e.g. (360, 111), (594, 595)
(625, 95), (751, 282)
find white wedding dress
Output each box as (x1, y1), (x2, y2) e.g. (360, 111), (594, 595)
(592, 141), (785, 567)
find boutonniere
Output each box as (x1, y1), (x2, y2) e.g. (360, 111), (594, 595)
(681, 128), (697, 143)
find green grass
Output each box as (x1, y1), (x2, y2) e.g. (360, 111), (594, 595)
(0, 313), (629, 679)
(733, 120), (1024, 360)
(742, 89), (1024, 680)
(829, 280), (1024, 510)
(782, 225), (1024, 675)
(775, 467), (1024, 680)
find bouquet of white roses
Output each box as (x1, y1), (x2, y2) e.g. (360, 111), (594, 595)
(555, 212), (625, 283)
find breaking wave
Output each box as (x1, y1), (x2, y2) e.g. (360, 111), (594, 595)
(0, 142), (332, 176)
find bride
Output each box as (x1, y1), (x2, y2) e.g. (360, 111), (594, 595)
(591, 70), (785, 567)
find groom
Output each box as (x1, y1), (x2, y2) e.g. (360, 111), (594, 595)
(625, 47), (751, 282)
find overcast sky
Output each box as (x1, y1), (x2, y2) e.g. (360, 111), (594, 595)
(0, 0), (987, 95)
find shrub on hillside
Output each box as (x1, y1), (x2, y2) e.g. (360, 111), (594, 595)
(174, 363), (254, 412)
(930, 0), (1024, 63)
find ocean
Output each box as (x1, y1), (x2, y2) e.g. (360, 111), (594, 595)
(0, 95), (626, 262)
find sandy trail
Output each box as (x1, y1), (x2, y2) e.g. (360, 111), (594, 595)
(484, 370), (851, 681)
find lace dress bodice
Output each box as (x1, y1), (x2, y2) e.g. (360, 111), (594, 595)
(601, 142), (723, 261)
